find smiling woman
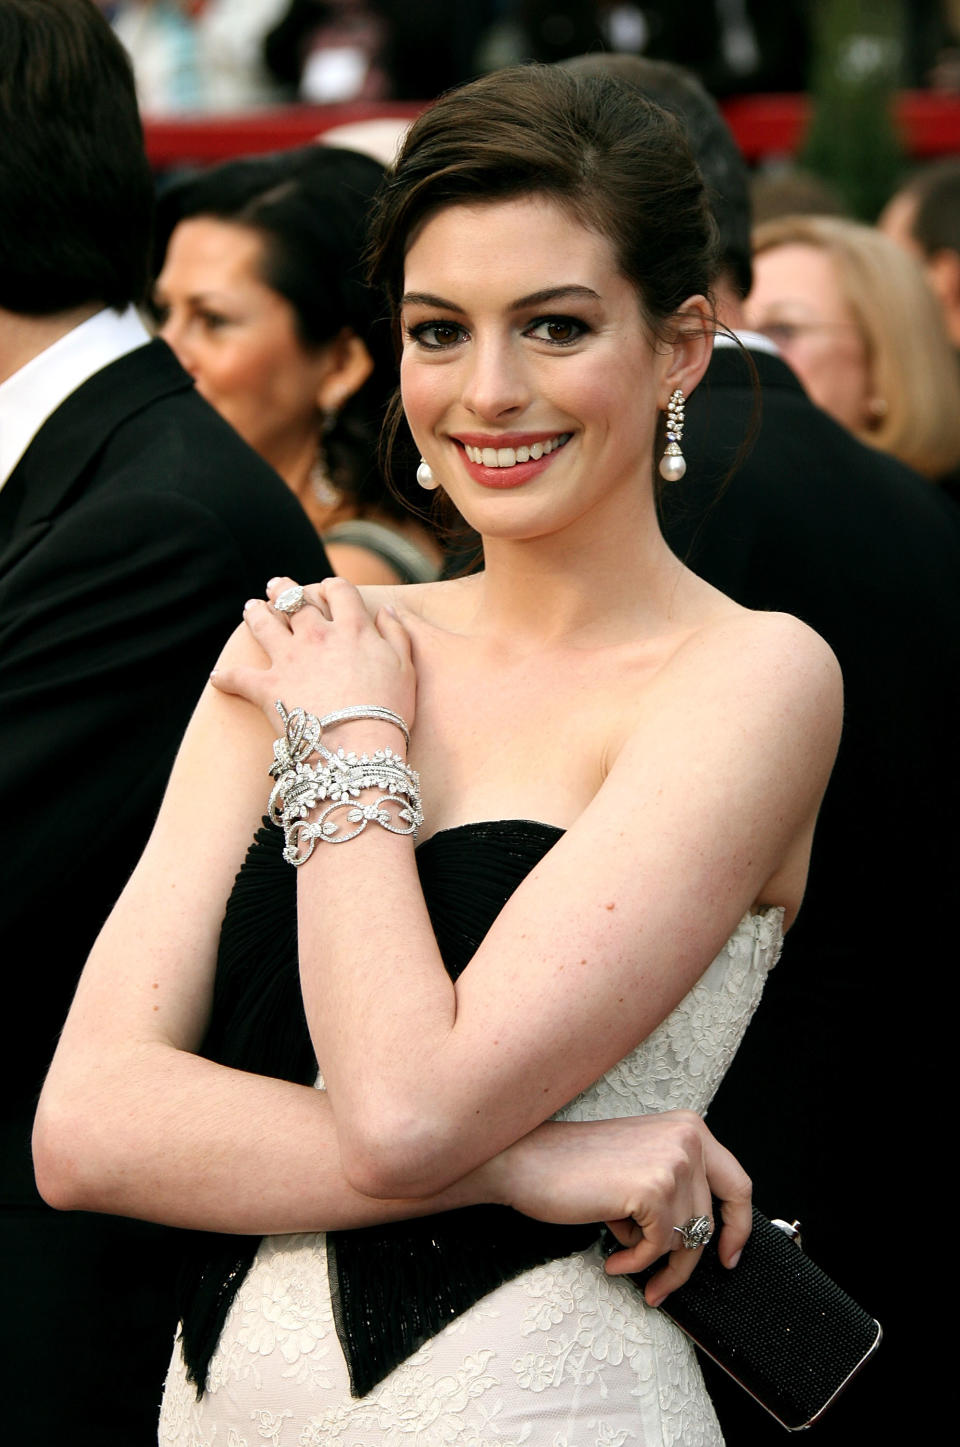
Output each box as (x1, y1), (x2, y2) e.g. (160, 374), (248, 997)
(35, 64), (842, 1447)
(151, 145), (444, 582)
(397, 195), (712, 532)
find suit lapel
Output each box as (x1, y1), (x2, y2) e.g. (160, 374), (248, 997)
(0, 341), (192, 559)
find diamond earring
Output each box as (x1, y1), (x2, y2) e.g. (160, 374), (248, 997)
(659, 389), (686, 482)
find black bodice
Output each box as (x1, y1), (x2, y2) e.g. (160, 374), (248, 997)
(179, 818), (598, 1398)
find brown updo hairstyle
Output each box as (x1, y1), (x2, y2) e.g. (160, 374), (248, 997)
(366, 64), (720, 486)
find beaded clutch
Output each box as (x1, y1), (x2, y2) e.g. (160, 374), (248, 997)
(605, 1206), (882, 1431)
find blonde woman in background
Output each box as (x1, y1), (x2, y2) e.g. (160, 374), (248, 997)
(748, 213), (960, 485)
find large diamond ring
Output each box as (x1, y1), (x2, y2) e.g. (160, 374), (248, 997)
(273, 584), (305, 616)
(672, 1214), (713, 1250)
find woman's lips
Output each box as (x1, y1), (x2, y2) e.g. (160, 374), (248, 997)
(453, 432), (573, 488)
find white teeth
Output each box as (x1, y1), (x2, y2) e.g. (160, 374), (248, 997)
(463, 434), (570, 467)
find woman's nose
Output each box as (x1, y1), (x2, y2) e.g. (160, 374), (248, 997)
(461, 337), (530, 420)
(159, 314), (195, 375)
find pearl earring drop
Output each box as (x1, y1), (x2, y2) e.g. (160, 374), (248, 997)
(416, 458), (438, 490)
(658, 389), (686, 482)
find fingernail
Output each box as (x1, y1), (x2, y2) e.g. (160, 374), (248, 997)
(385, 605), (399, 618)
(728, 1250), (741, 1269)
(266, 577), (282, 589)
(209, 668), (218, 678)
(646, 1291), (665, 1309)
(244, 598), (261, 610)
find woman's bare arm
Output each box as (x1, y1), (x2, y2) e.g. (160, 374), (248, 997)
(215, 580), (842, 1200)
(33, 617), (753, 1299)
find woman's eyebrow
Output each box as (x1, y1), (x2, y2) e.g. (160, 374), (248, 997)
(401, 291), (464, 312)
(509, 285), (601, 309)
(400, 284), (601, 312)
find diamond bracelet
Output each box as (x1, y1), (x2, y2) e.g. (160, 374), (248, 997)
(268, 701), (422, 866)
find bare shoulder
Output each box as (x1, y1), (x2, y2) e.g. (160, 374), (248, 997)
(214, 617), (270, 668)
(669, 607), (841, 714)
(356, 577), (466, 623)
(612, 606), (842, 800)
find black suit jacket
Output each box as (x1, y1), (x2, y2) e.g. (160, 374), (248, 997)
(661, 346), (959, 1440)
(0, 339), (329, 1442)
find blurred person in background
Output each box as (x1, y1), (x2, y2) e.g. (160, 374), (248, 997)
(104, 0), (204, 111)
(104, 0), (293, 111)
(880, 157), (960, 350)
(565, 48), (959, 1444)
(194, 0), (291, 109)
(154, 145), (444, 581)
(264, 0), (390, 101)
(748, 213), (960, 486)
(0, 4), (328, 1439)
(749, 164), (848, 226)
(510, 0), (810, 92)
(263, 0), (494, 102)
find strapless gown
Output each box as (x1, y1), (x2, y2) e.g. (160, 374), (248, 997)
(159, 821), (783, 1447)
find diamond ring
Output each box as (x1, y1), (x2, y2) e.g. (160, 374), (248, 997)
(273, 584), (306, 616)
(672, 1214), (713, 1250)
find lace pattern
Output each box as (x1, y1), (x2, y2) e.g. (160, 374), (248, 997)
(554, 909), (783, 1123)
(160, 908), (783, 1446)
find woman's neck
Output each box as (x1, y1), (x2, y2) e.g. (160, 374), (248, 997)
(466, 494), (692, 650)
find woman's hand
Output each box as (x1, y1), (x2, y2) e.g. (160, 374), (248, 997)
(211, 575), (417, 734)
(484, 1110), (751, 1307)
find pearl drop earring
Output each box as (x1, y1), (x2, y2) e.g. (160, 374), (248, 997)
(658, 389), (686, 482)
(416, 458), (438, 490)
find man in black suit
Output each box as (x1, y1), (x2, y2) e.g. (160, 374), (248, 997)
(567, 53), (958, 1441)
(0, 3), (329, 1440)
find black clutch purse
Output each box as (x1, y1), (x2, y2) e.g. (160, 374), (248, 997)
(603, 1206), (882, 1431)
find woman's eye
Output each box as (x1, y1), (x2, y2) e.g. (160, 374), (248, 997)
(525, 316), (587, 345)
(759, 322), (799, 348)
(408, 321), (467, 349)
(199, 310), (229, 332)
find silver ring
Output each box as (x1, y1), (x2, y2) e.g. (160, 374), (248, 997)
(273, 584), (305, 616)
(672, 1214), (713, 1250)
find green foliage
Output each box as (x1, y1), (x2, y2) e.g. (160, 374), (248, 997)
(802, 0), (907, 220)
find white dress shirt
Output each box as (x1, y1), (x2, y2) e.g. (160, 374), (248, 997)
(0, 306), (151, 492)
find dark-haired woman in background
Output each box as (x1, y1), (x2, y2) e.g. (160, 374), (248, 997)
(37, 67), (840, 1445)
(153, 144), (443, 583)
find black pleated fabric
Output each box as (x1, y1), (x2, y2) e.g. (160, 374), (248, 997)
(177, 818), (599, 1399)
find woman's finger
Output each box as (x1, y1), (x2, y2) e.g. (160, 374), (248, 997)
(209, 645), (271, 704)
(265, 576), (331, 622)
(603, 1216), (643, 1250)
(376, 605), (413, 666)
(642, 1244), (702, 1305)
(602, 1219), (669, 1277)
(702, 1133), (752, 1268)
(315, 574), (370, 620)
(242, 595), (292, 642)
(644, 1134), (751, 1305)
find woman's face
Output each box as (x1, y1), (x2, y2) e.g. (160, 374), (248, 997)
(155, 218), (341, 474)
(746, 243), (875, 436)
(399, 194), (700, 545)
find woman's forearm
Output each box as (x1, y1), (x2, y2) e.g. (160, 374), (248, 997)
(34, 1038), (752, 1298)
(33, 1040), (490, 1234)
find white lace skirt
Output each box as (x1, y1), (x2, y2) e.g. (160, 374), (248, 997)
(159, 1232), (723, 1447)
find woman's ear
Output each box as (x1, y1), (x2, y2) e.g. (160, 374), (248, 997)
(316, 329), (375, 413)
(656, 295), (715, 410)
